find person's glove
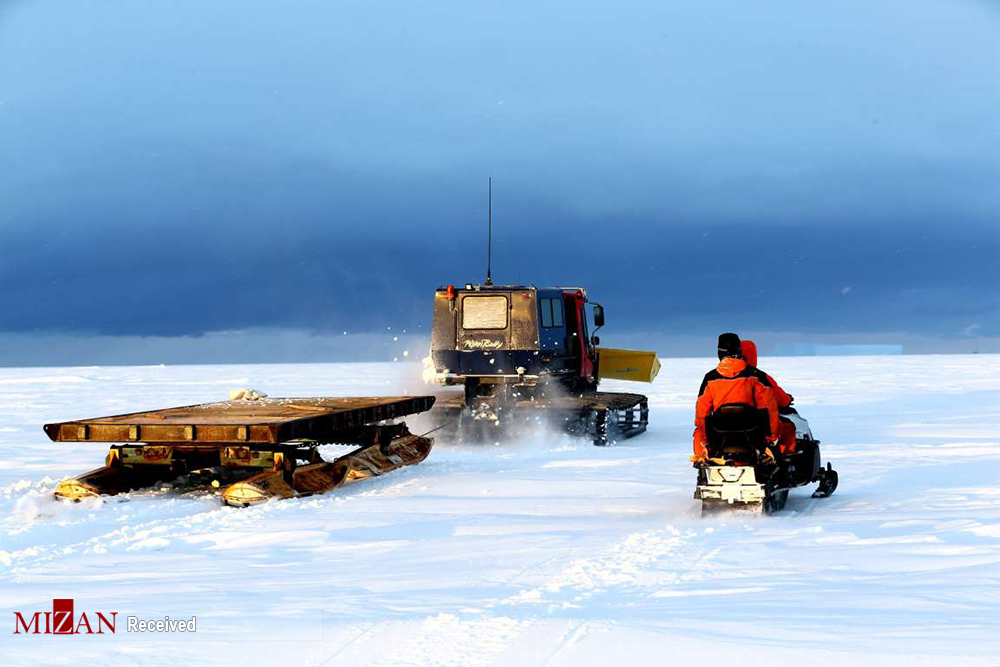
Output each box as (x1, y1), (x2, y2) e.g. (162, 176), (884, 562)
(689, 453), (709, 467)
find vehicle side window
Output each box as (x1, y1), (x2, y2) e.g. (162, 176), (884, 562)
(539, 297), (563, 328)
(540, 298), (553, 328)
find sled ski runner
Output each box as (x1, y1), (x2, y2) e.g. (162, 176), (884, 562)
(45, 396), (435, 507)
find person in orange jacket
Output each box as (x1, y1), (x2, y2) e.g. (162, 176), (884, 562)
(740, 339), (798, 454)
(693, 333), (781, 462)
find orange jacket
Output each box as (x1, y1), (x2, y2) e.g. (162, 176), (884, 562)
(694, 356), (780, 455)
(740, 340), (793, 409)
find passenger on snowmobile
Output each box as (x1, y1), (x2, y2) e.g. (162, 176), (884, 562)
(692, 333), (781, 465)
(740, 339), (797, 454)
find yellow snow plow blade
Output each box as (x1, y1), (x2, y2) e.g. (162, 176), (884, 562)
(595, 348), (660, 383)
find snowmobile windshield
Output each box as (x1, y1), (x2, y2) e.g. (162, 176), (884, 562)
(461, 295), (508, 330)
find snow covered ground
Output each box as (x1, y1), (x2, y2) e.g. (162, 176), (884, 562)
(1, 355), (998, 666)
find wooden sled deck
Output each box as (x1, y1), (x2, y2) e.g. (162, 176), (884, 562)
(44, 396), (435, 445)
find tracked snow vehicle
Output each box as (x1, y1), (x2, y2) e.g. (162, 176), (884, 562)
(694, 404), (838, 514)
(46, 396), (435, 506)
(425, 283), (659, 445)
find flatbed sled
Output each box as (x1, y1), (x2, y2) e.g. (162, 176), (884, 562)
(45, 396), (435, 506)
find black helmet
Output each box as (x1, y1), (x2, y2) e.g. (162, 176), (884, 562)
(717, 333), (742, 360)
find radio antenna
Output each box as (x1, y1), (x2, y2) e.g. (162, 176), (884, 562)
(485, 177), (493, 286)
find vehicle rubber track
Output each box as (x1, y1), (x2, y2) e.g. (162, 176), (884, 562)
(433, 391), (649, 446)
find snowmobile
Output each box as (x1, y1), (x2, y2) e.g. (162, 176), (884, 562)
(694, 404), (838, 514)
(424, 283), (660, 445)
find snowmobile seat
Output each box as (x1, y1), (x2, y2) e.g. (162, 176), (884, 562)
(705, 404), (771, 464)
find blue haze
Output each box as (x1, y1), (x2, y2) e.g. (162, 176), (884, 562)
(0, 0), (997, 363)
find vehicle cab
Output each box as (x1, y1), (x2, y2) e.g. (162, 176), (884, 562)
(428, 284), (604, 392)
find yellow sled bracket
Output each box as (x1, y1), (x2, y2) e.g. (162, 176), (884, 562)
(595, 348), (661, 383)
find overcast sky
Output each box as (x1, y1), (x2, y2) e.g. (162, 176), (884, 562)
(0, 0), (997, 362)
